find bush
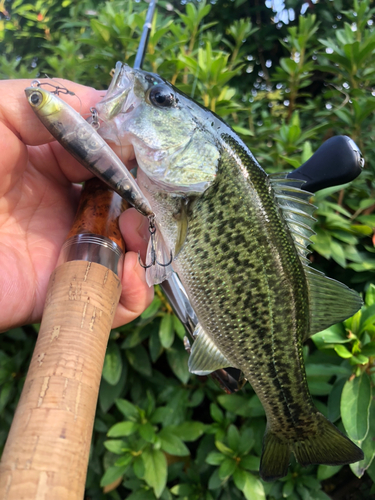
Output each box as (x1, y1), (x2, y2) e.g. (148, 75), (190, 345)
(1, 0), (375, 498)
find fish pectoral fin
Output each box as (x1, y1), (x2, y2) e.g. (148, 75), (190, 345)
(188, 323), (233, 376)
(304, 267), (362, 340)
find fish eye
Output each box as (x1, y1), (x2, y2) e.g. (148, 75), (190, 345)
(30, 91), (42, 106)
(148, 85), (175, 108)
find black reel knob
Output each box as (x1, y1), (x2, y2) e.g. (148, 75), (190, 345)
(287, 135), (364, 192)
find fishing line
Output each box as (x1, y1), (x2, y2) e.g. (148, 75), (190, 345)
(190, 2), (204, 100)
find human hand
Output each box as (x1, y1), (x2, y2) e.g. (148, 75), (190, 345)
(0, 78), (153, 332)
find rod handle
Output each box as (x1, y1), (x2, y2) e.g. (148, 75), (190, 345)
(0, 260), (121, 500)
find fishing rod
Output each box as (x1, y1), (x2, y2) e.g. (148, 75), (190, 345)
(0, 3), (157, 499)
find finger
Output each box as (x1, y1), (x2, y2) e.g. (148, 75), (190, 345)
(119, 208), (150, 262)
(112, 251), (154, 327)
(0, 79), (105, 146)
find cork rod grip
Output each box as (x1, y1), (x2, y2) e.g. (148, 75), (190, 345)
(0, 261), (121, 499)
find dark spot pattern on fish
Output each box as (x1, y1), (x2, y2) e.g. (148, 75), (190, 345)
(172, 133), (314, 439)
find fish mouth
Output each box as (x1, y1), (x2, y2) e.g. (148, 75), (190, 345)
(95, 63), (135, 122)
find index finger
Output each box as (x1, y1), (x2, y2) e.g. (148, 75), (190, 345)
(0, 78), (105, 146)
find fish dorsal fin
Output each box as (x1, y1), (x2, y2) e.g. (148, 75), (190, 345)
(304, 267), (362, 340)
(270, 174), (362, 339)
(270, 175), (316, 259)
(145, 225), (174, 286)
(188, 323), (233, 376)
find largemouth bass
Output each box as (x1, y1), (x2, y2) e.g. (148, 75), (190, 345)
(95, 63), (364, 481)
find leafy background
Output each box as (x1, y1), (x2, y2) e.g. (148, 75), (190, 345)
(1, 0), (375, 498)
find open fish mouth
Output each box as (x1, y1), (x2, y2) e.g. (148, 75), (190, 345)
(95, 63), (134, 123)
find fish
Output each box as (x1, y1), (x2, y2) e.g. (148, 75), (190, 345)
(94, 63), (364, 481)
(24, 85), (154, 218)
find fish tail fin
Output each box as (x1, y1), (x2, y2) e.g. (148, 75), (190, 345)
(292, 412), (364, 468)
(259, 431), (291, 482)
(260, 413), (364, 482)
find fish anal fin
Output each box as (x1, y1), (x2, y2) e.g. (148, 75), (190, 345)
(293, 412), (364, 467)
(188, 323), (233, 376)
(304, 268), (363, 340)
(260, 432), (290, 482)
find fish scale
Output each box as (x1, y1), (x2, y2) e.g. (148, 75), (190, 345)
(175, 136), (314, 435)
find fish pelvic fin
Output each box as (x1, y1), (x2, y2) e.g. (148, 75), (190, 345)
(292, 412), (364, 468)
(260, 413), (364, 482)
(259, 431), (290, 482)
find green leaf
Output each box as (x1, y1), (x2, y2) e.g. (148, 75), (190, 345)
(239, 455), (260, 471)
(206, 452), (225, 465)
(227, 425), (240, 451)
(361, 342), (375, 357)
(242, 471), (266, 500)
(166, 343), (190, 383)
(317, 464), (342, 480)
(232, 125), (254, 136)
(149, 327), (163, 362)
(173, 315), (186, 339)
(99, 362), (127, 413)
(126, 344), (152, 377)
(311, 324), (350, 349)
(100, 464), (128, 487)
(167, 421), (206, 441)
(170, 483), (194, 496)
(215, 440), (234, 456)
(142, 448), (167, 498)
(103, 439), (126, 455)
(328, 378), (346, 423)
(233, 468), (247, 490)
(139, 422), (156, 442)
(159, 314), (175, 349)
(334, 344), (353, 359)
(133, 455), (145, 479)
(159, 428), (190, 456)
(115, 399), (140, 420)
(350, 400), (375, 478)
(122, 326), (151, 349)
(108, 421), (139, 437)
(208, 468), (223, 490)
(210, 403), (224, 423)
(218, 456), (237, 479)
(103, 341), (122, 385)
(341, 373), (372, 442)
(141, 297), (162, 319)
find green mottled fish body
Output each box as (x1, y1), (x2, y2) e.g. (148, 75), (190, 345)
(96, 63), (364, 480)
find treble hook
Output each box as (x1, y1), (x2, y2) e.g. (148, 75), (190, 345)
(138, 216), (173, 269)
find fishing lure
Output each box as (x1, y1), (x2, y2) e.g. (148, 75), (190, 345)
(25, 81), (154, 219)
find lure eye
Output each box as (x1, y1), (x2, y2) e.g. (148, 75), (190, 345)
(30, 91), (42, 106)
(149, 85), (175, 108)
